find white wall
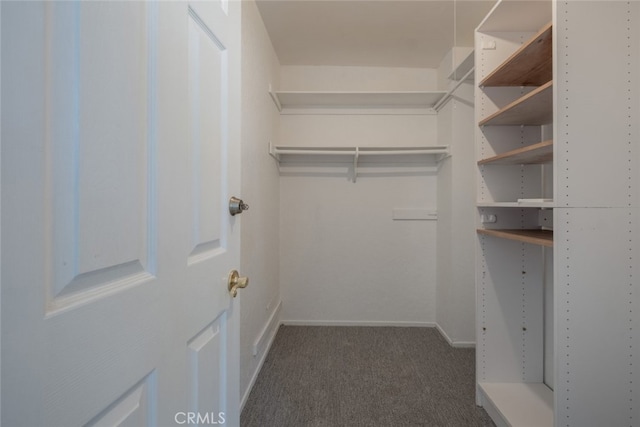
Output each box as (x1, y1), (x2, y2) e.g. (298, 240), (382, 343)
(278, 65), (440, 326)
(280, 65), (436, 91)
(239, 0), (282, 408)
(436, 48), (477, 346)
(280, 173), (438, 325)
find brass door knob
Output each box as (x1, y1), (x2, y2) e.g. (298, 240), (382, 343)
(228, 270), (249, 297)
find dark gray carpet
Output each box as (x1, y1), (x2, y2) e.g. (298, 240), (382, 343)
(241, 326), (495, 427)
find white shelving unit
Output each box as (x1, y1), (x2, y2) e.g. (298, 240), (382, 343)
(475, 2), (554, 426)
(269, 143), (449, 182)
(476, 1), (639, 426)
(476, 7), (553, 246)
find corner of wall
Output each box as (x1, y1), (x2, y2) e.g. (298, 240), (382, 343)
(239, 0), (283, 408)
(435, 47), (477, 347)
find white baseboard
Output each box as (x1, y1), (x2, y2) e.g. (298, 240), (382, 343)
(281, 319), (437, 328)
(252, 300), (282, 357)
(240, 300), (282, 411)
(282, 319), (475, 347)
(435, 322), (476, 348)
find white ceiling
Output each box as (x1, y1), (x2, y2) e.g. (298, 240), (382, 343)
(255, 0), (496, 69)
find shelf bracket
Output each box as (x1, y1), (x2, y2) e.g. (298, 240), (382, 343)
(268, 85), (282, 112)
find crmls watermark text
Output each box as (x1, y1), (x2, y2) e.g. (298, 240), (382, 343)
(175, 412), (226, 425)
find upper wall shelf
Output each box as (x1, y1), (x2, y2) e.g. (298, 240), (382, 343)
(480, 23), (552, 87)
(269, 90), (447, 113)
(479, 81), (553, 126)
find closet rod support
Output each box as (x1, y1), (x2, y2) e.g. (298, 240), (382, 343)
(268, 85), (282, 112)
(268, 141), (280, 162)
(434, 66), (475, 112)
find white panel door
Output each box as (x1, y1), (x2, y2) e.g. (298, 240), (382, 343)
(1, 1), (242, 426)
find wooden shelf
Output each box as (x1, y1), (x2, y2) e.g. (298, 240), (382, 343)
(477, 228), (553, 247)
(476, 4), (556, 426)
(479, 81), (553, 126)
(269, 90), (447, 112)
(478, 382), (553, 427)
(478, 139), (553, 165)
(480, 23), (552, 87)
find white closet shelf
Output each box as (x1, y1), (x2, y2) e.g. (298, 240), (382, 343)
(269, 143), (450, 182)
(478, 382), (553, 427)
(269, 90), (447, 112)
(269, 144), (450, 161)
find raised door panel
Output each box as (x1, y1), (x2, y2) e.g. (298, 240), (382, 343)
(187, 319), (227, 423)
(187, 7), (227, 264)
(46, 2), (156, 313)
(1, 3), (164, 426)
(85, 372), (157, 427)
